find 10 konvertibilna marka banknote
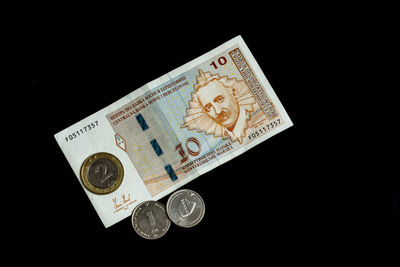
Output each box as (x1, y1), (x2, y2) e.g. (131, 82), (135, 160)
(54, 36), (293, 227)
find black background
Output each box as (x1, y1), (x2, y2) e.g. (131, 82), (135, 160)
(17, 3), (398, 265)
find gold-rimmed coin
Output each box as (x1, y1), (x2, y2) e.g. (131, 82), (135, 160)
(80, 152), (124, 194)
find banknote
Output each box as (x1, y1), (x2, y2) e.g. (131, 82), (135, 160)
(54, 36), (293, 227)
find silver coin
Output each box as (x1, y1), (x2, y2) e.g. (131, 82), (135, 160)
(131, 201), (171, 240)
(166, 189), (205, 228)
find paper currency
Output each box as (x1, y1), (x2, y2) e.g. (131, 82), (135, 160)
(54, 35), (293, 227)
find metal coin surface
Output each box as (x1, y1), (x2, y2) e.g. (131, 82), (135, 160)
(131, 201), (171, 240)
(166, 189), (205, 228)
(80, 152), (124, 194)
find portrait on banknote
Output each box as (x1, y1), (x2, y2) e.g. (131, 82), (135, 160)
(181, 69), (256, 144)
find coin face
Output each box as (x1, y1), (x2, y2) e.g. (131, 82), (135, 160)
(166, 189), (205, 228)
(131, 201), (171, 240)
(80, 152), (124, 194)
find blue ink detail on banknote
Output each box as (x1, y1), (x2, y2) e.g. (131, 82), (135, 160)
(136, 114), (149, 131)
(164, 164), (178, 182)
(150, 139), (163, 156)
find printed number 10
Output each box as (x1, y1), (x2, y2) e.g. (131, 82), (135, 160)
(210, 56), (227, 69)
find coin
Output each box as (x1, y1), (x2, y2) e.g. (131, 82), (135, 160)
(80, 152), (124, 194)
(166, 189), (205, 228)
(131, 201), (171, 240)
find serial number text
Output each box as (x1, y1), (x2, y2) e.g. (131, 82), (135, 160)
(248, 119), (281, 141)
(65, 121), (99, 142)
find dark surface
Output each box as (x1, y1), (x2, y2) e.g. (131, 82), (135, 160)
(16, 3), (398, 265)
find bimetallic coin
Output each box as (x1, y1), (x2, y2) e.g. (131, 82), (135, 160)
(166, 189), (205, 228)
(80, 152), (124, 194)
(132, 201), (171, 240)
